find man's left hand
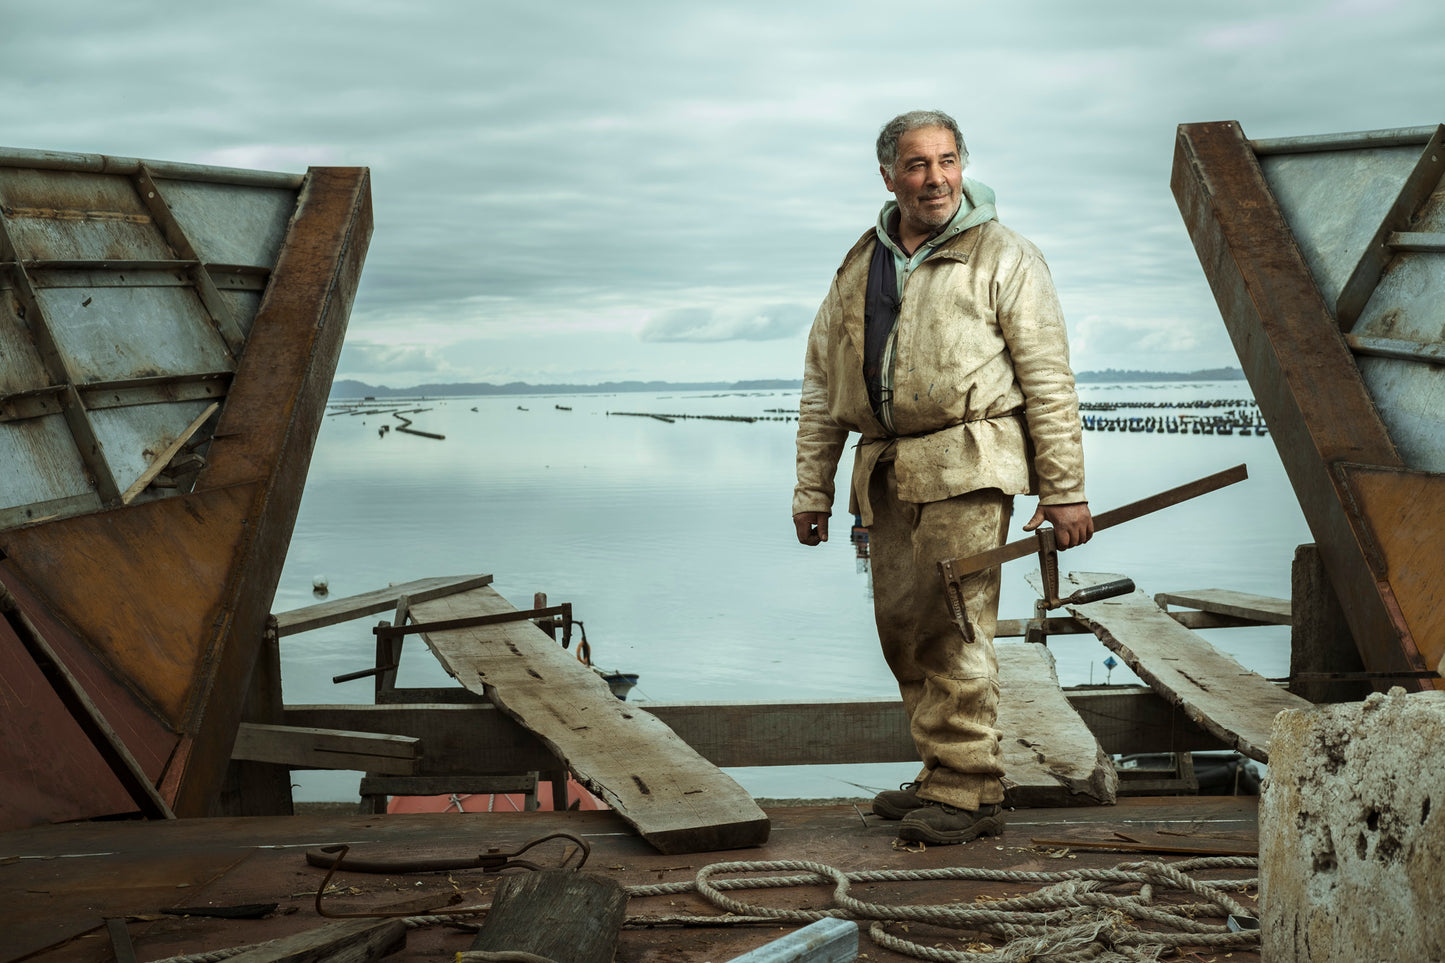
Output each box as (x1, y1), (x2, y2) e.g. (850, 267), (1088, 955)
(1022, 501), (1094, 549)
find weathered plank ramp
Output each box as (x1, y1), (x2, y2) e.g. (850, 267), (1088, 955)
(410, 586), (769, 854)
(273, 574), (494, 636)
(1153, 589), (1291, 625)
(1047, 572), (1310, 762)
(996, 643), (1118, 806)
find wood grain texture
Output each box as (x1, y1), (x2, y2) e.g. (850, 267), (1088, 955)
(1054, 572), (1309, 762)
(997, 643), (1118, 806)
(1153, 589), (1292, 625)
(231, 722), (419, 774)
(410, 586), (769, 854)
(224, 918), (406, 963)
(273, 574), (493, 637)
(468, 870), (626, 963)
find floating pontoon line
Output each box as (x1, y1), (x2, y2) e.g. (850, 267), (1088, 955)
(0, 146), (306, 190)
(1249, 125), (1437, 155)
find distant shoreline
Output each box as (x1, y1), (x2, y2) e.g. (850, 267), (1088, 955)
(331, 368), (1247, 400)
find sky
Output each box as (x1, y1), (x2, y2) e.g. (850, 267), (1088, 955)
(4, 0), (1443, 387)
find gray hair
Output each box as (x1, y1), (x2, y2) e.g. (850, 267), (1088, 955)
(876, 110), (968, 172)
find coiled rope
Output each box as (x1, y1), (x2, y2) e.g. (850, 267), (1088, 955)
(143, 855), (1259, 963)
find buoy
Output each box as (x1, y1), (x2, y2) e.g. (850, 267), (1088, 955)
(312, 575), (329, 596)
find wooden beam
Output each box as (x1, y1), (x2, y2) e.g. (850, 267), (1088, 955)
(410, 586), (769, 854)
(224, 918), (406, 963)
(1057, 572), (1310, 762)
(283, 686), (1226, 777)
(1289, 543), (1368, 704)
(272, 574), (493, 636)
(231, 722), (419, 775)
(358, 774), (537, 798)
(1153, 589), (1291, 625)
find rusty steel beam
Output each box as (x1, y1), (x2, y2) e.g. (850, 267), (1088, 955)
(164, 167), (372, 815)
(1171, 121), (1434, 690)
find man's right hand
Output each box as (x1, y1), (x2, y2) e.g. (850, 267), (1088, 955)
(793, 512), (829, 546)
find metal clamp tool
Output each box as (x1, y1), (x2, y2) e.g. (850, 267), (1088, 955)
(938, 464), (1249, 639)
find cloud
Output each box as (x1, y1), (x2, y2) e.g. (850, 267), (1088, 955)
(338, 342), (451, 376)
(4, 0), (1444, 385)
(639, 303), (813, 343)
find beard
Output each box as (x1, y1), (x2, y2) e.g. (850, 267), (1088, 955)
(902, 189), (959, 232)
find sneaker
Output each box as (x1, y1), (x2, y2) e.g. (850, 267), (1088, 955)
(897, 802), (1005, 844)
(871, 782), (927, 820)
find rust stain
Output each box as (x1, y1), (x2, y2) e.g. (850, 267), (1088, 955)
(7, 206), (152, 224)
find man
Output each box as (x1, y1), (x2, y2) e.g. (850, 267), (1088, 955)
(791, 110), (1093, 845)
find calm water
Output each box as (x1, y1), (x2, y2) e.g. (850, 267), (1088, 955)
(273, 383), (1310, 801)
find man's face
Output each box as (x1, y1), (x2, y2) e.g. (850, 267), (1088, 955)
(880, 126), (963, 237)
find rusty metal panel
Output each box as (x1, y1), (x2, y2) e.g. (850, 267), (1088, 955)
(0, 168), (174, 261)
(154, 177), (297, 270)
(1350, 179), (1445, 472)
(32, 269), (234, 381)
(1259, 146), (1421, 313)
(1172, 120), (1441, 689)
(0, 414), (96, 520)
(0, 147), (370, 828)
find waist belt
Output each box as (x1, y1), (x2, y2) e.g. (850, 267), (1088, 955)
(860, 407), (1025, 446)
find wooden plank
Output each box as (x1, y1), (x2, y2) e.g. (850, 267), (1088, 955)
(225, 918), (406, 963)
(272, 574), (493, 636)
(231, 722), (419, 775)
(118, 401), (219, 505)
(998, 609), (1278, 637)
(465, 870), (627, 963)
(1154, 589), (1291, 625)
(358, 774), (536, 797)
(1289, 543), (1368, 704)
(996, 644), (1117, 806)
(411, 586), (769, 853)
(1054, 572), (1311, 762)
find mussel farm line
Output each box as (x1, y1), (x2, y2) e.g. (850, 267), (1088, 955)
(1081, 398), (1266, 436)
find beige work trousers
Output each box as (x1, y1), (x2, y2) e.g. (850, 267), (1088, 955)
(867, 460), (1010, 811)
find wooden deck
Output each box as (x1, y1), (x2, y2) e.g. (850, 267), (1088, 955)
(1, 797), (1262, 963)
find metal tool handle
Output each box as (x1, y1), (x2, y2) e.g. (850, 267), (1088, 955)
(1060, 578), (1136, 607)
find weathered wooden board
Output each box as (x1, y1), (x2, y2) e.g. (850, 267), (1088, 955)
(410, 586), (769, 854)
(1153, 589), (1291, 625)
(225, 918), (406, 963)
(1051, 572), (1310, 762)
(231, 722), (418, 775)
(996, 643), (1117, 806)
(467, 870), (627, 963)
(272, 574), (493, 637)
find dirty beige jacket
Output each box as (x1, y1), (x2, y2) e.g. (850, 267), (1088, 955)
(792, 217), (1086, 526)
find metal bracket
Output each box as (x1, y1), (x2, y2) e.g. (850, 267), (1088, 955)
(372, 603), (574, 648)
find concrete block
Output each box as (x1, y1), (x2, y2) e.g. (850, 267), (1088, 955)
(1260, 688), (1445, 962)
